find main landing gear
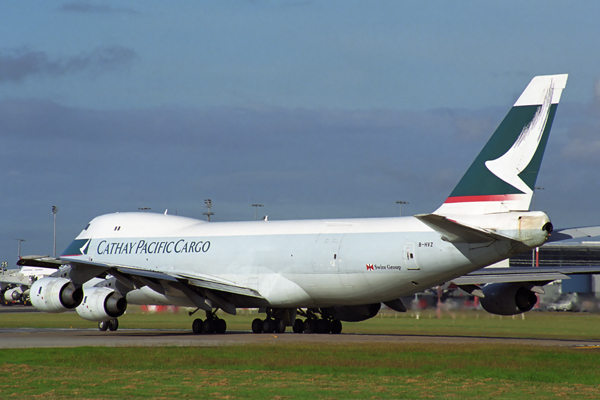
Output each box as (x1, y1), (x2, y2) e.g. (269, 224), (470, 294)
(251, 309), (343, 334)
(191, 309), (227, 334)
(98, 318), (119, 331)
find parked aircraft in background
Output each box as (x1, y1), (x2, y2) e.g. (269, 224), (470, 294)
(1, 262), (57, 305)
(20, 74), (600, 334)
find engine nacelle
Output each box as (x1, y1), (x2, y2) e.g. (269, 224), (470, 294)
(76, 287), (127, 322)
(320, 303), (381, 322)
(30, 277), (83, 313)
(480, 283), (537, 315)
(4, 287), (23, 302)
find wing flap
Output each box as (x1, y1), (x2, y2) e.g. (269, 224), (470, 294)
(172, 271), (263, 299)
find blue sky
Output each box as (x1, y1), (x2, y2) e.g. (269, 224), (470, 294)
(2, 1), (600, 262)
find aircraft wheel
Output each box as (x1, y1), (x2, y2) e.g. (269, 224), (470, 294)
(203, 319), (216, 334)
(109, 319), (119, 331)
(317, 319), (330, 334)
(98, 320), (110, 331)
(303, 319), (317, 334)
(192, 318), (204, 334)
(251, 318), (263, 333)
(274, 318), (286, 333)
(263, 318), (275, 333)
(330, 319), (342, 334)
(215, 318), (227, 334)
(292, 318), (304, 333)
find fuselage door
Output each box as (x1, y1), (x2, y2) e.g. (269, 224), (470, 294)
(312, 234), (344, 273)
(404, 242), (419, 270)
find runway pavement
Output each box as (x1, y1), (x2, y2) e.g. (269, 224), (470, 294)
(2, 308), (599, 349)
(1, 327), (600, 349)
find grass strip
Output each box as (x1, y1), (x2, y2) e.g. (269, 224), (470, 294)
(1, 343), (600, 399)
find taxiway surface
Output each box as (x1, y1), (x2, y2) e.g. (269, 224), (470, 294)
(1, 327), (599, 349)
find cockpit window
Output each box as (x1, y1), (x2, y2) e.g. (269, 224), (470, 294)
(84, 224), (90, 231)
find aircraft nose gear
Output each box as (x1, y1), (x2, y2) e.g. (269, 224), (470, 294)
(191, 309), (227, 334)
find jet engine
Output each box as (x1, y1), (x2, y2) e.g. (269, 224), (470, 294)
(320, 303), (381, 322)
(480, 283), (537, 315)
(76, 286), (127, 321)
(30, 277), (83, 313)
(4, 287), (23, 302)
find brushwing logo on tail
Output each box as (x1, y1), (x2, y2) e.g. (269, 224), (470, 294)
(484, 84), (554, 194)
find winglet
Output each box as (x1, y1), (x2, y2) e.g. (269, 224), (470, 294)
(435, 74), (567, 216)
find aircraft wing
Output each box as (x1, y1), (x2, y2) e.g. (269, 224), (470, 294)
(170, 270), (262, 298)
(18, 256), (265, 313)
(16, 255), (66, 269)
(547, 226), (600, 242)
(452, 266), (600, 286)
(0, 273), (32, 286)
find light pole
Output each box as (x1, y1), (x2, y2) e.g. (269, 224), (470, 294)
(16, 239), (25, 258)
(52, 206), (58, 258)
(138, 207), (151, 212)
(251, 204), (264, 221)
(203, 199), (214, 221)
(396, 201), (408, 217)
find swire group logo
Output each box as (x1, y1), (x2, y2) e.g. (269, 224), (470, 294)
(366, 263), (402, 271)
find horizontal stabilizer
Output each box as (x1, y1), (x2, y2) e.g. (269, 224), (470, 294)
(547, 226), (600, 242)
(415, 214), (508, 243)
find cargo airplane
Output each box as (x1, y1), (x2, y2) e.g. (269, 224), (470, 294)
(22, 74), (600, 334)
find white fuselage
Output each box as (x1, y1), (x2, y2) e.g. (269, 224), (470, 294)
(62, 212), (534, 308)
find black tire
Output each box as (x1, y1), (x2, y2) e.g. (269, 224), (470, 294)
(192, 318), (204, 334)
(292, 319), (304, 333)
(251, 318), (263, 333)
(263, 318), (275, 333)
(274, 318), (286, 333)
(317, 319), (330, 334)
(203, 319), (216, 334)
(303, 319), (317, 334)
(109, 318), (119, 332)
(215, 318), (227, 334)
(98, 320), (109, 331)
(330, 319), (342, 334)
